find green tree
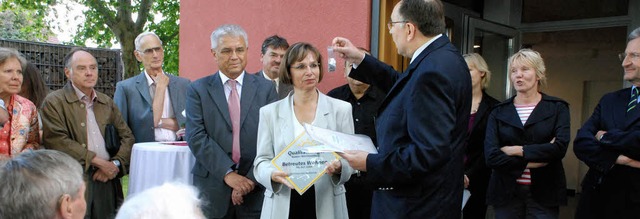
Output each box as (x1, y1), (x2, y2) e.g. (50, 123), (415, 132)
(4, 0), (180, 78)
(0, 2), (54, 42)
(72, 0), (180, 78)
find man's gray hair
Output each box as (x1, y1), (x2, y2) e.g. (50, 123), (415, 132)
(0, 150), (84, 219)
(210, 24), (249, 50)
(135, 32), (163, 51)
(628, 27), (640, 43)
(116, 182), (205, 219)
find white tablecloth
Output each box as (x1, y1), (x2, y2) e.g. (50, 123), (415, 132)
(128, 142), (195, 196)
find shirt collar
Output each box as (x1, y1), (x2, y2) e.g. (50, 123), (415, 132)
(71, 83), (95, 102)
(410, 34), (443, 64)
(261, 70), (274, 81)
(144, 70), (166, 86)
(219, 71), (245, 86)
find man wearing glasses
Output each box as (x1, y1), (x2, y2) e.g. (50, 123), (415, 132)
(114, 32), (190, 143)
(332, 0), (471, 218)
(186, 24), (277, 219)
(574, 26), (640, 218)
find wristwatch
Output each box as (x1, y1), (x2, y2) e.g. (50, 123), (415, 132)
(0, 99), (5, 111)
(112, 159), (121, 168)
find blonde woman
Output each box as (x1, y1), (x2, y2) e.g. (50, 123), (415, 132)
(462, 53), (499, 219)
(484, 49), (569, 219)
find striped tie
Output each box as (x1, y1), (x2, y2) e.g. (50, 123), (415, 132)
(628, 87), (639, 112)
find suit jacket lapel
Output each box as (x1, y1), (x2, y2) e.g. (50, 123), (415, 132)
(207, 73), (232, 128)
(495, 98), (525, 130)
(524, 100), (554, 127)
(167, 75), (180, 116)
(278, 95), (295, 146)
(622, 88), (640, 129)
(471, 94), (492, 131)
(239, 75), (257, 127)
(135, 73), (153, 106)
(314, 92), (331, 128)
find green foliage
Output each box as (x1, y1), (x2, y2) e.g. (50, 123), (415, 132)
(4, 0), (180, 78)
(0, 2), (54, 42)
(148, 0), (180, 75)
(71, 0), (180, 77)
(71, 6), (115, 48)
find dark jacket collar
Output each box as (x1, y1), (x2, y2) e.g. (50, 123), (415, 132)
(494, 93), (567, 129)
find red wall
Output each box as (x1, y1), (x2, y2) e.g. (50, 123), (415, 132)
(179, 0), (372, 93)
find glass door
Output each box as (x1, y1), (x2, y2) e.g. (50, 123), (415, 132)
(464, 16), (519, 101)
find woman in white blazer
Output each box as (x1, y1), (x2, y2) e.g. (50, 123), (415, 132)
(254, 42), (355, 219)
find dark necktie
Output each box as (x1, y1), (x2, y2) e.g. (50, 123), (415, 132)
(228, 79), (241, 164)
(629, 87), (639, 113)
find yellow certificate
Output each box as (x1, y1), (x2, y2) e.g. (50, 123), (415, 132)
(271, 132), (340, 195)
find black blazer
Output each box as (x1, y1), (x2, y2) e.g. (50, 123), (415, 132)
(574, 88), (640, 218)
(484, 93), (570, 207)
(465, 92), (499, 195)
(351, 35), (471, 219)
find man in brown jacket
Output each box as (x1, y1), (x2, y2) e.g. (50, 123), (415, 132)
(41, 48), (134, 219)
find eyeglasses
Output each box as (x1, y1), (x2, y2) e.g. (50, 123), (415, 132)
(619, 52), (640, 61)
(387, 20), (408, 30)
(137, 47), (163, 55)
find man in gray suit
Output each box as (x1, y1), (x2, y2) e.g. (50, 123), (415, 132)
(255, 35), (292, 100)
(114, 32), (190, 143)
(186, 24), (277, 219)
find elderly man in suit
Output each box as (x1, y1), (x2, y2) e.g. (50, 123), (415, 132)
(255, 35), (292, 100)
(574, 27), (640, 219)
(114, 32), (190, 143)
(332, 0), (471, 218)
(41, 48), (134, 219)
(186, 24), (277, 219)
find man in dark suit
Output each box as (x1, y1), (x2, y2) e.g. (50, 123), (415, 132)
(574, 27), (640, 219)
(186, 24), (277, 219)
(255, 35), (292, 99)
(332, 0), (471, 218)
(114, 32), (190, 143)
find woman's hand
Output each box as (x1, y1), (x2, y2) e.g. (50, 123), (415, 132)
(325, 159), (342, 176)
(500, 145), (524, 157)
(526, 162), (548, 168)
(271, 170), (294, 189)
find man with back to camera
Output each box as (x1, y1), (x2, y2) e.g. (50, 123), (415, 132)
(114, 31), (190, 143)
(186, 24), (277, 219)
(332, 0), (472, 218)
(0, 150), (86, 219)
(574, 26), (640, 219)
(255, 35), (292, 99)
(327, 47), (384, 219)
(41, 48), (135, 219)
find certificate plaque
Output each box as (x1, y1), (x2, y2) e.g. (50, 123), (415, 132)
(271, 132), (340, 195)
